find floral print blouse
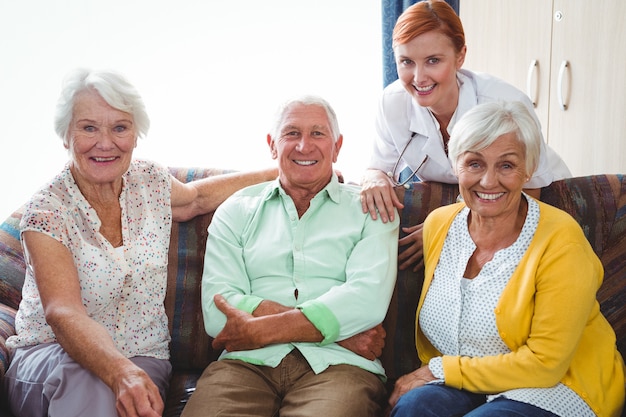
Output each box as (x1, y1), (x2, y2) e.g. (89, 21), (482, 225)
(7, 160), (173, 360)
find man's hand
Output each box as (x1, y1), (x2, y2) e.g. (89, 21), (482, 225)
(388, 365), (436, 409)
(360, 169), (404, 223)
(337, 324), (386, 360)
(212, 294), (265, 352)
(398, 223), (424, 271)
(113, 364), (163, 417)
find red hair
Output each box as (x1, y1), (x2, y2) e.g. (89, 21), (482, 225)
(392, 0), (465, 52)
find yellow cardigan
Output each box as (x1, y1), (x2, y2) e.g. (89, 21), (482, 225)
(417, 201), (625, 417)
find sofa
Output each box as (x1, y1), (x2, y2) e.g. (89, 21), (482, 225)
(0, 167), (624, 417)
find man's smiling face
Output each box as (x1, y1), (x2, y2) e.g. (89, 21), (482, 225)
(268, 103), (342, 197)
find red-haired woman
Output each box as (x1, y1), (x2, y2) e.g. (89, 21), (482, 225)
(360, 0), (570, 271)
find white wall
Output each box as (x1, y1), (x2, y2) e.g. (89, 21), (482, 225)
(0, 0), (382, 220)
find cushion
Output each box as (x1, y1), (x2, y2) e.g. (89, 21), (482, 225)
(0, 209), (26, 310)
(0, 303), (17, 386)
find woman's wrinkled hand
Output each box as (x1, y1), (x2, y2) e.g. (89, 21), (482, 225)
(113, 365), (164, 417)
(388, 365), (436, 409)
(360, 169), (404, 223)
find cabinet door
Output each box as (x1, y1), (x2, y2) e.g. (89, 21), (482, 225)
(460, 0), (553, 140)
(548, 0), (626, 175)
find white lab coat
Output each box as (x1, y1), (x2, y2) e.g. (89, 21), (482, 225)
(369, 69), (571, 187)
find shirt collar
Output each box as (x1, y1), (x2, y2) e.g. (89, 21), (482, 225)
(263, 172), (342, 204)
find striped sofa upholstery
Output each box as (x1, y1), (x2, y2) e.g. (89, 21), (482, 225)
(0, 209), (25, 413)
(0, 170), (624, 417)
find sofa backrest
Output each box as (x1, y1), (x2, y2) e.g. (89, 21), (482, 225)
(165, 167), (229, 370)
(381, 174), (626, 385)
(0, 210), (26, 383)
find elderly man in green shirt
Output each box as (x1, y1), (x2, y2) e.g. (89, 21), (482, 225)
(181, 96), (400, 417)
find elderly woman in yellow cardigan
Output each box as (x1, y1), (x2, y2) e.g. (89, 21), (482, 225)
(388, 101), (624, 417)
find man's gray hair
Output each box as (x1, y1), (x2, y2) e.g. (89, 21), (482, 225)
(270, 95), (340, 142)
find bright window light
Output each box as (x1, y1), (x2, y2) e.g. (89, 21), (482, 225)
(0, 0), (382, 220)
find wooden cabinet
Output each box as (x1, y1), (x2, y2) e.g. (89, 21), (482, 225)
(460, 0), (626, 176)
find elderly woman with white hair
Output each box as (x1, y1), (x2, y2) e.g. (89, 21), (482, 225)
(4, 68), (276, 417)
(388, 101), (624, 417)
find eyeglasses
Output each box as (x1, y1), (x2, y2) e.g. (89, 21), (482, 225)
(386, 132), (428, 189)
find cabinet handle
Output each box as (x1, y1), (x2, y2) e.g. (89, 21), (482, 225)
(557, 60), (569, 111)
(526, 59), (538, 107)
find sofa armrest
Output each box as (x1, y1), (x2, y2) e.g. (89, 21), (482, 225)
(0, 303), (16, 386)
(0, 208), (26, 311)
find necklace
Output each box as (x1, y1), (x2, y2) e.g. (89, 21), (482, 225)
(387, 132), (428, 189)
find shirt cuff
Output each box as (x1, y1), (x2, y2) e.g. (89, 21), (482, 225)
(297, 300), (340, 345)
(428, 356), (445, 381)
(236, 294), (264, 314)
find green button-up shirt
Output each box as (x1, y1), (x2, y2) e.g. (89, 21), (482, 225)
(201, 175), (399, 378)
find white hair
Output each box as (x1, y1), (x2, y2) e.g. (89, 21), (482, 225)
(448, 100), (541, 175)
(270, 95), (341, 142)
(54, 68), (150, 146)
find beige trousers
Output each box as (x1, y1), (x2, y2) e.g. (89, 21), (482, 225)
(181, 349), (386, 417)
